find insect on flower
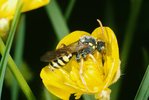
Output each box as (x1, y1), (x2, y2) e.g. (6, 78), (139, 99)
(40, 19), (121, 100)
(40, 35), (106, 68)
(41, 20), (107, 91)
(41, 20), (106, 66)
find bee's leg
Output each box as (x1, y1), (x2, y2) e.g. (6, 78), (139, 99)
(76, 51), (89, 90)
(88, 53), (97, 63)
(79, 58), (89, 91)
(76, 52), (81, 62)
(102, 56), (105, 66)
(81, 51), (87, 59)
(88, 54), (101, 72)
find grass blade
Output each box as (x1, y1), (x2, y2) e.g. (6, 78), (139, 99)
(45, 0), (69, 40)
(142, 48), (149, 69)
(82, 94), (95, 100)
(134, 65), (149, 100)
(43, 87), (59, 100)
(11, 15), (26, 100)
(112, 0), (143, 99)
(121, 0), (143, 70)
(0, 1), (22, 98)
(0, 37), (36, 100)
(104, 0), (116, 29)
(64, 0), (76, 21)
(44, 0), (69, 99)
(44, 88), (53, 100)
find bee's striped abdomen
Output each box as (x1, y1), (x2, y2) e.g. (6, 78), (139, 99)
(49, 53), (72, 68)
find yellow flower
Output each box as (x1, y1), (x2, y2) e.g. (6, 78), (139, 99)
(40, 22), (121, 100)
(0, 0), (49, 20)
(0, 0), (50, 36)
(0, 18), (9, 36)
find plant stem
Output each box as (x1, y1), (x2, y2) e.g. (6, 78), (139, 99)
(0, 37), (36, 100)
(45, 0), (69, 40)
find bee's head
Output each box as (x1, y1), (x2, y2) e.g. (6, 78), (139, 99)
(96, 40), (105, 52)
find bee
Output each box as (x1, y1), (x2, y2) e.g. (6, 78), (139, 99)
(41, 35), (105, 69)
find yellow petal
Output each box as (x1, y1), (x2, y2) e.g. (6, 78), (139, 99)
(0, 0), (49, 20)
(91, 27), (119, 59)
(56, 31), (90, 49)
(91, 27), (121, 87)
(0, 18), (9, 36)
(22, 0), (49, 12)
(40, 66), (76, 100)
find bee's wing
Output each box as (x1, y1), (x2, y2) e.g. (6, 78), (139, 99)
(66, 41), (88, 53)
(40, 49), (69, 62)
(41, 41), (88, 62)
(40, 51), (57, 62)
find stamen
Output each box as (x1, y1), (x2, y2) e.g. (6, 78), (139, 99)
(59, 68), (70, 77)
(97, 19), (104, 36)
(79, 58), (89, 91)
(89, 54), (102, 73)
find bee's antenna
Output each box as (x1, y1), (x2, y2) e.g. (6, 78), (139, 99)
(97, 19), (104, 36)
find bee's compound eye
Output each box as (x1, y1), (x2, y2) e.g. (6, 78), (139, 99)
(97, 41), (105, 52)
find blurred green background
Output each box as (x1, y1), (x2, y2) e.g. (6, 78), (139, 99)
(1, 0), (149, 100)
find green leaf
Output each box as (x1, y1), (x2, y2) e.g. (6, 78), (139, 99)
(0, 1), (22, 98)
(121, 0), (143, 70)
(142, 48), (149, 69)
(134, 65), (149, 100)
(43, 87), (59, 100)
(83, 94), (95, 100)
(0, 1), (35, 100)
(11, 15), (26, 100)
(64, 0), (76, 21)
(112, 0), (143, 99)
(45, 0), (69, 40)
(0, 38), (35, 100)
(104, 0), (116, 29)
